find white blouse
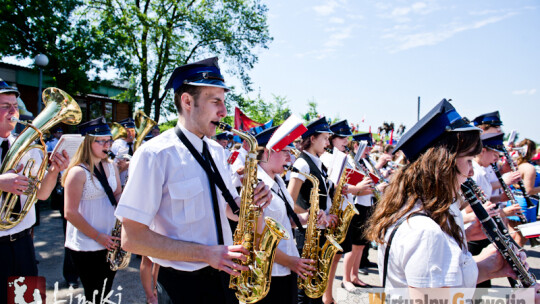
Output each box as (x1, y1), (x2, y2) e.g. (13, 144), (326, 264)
(65, 162), (117, 252)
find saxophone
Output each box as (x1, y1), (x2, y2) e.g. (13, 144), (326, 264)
(107, 111), (155, 271)
(326, 168), (359, 244)
(287, 165), (343, 299)
(214, 122), (289, 303)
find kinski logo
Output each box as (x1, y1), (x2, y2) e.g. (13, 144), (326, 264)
(7, 276), (46, 304)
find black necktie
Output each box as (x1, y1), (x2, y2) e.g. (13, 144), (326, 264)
(127, 142), (133, 156)
(1, 139), (9, 164)
(202, 141), (224, 245)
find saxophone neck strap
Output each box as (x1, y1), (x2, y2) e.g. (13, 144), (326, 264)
(382, 212), (428, 288)
(271, 184), (305, 233)
(80, 163), (117, 207)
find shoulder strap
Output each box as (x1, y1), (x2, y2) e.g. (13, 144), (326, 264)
(173, 126), (239, 214)
(382, 212), (428, 288)
(80, 163), (117, 207)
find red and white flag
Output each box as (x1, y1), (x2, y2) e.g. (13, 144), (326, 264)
(267, 115), (307, 152)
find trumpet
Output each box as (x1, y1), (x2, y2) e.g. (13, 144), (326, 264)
(0, 88), (82, 230)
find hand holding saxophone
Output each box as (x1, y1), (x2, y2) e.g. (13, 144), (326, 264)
(0, 163), (29, 195)
(205, 244), (249, 276)
(287, 256), (316, 280)
(251, 181), (272, 210)
(96, 232), (121, 251)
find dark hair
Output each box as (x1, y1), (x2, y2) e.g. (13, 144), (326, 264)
(366, 131), (482, 249)
(174, 84), (202, 114)
(299, 133), (325, 151)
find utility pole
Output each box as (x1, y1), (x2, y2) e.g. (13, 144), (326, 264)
(417, 96), (420, 121)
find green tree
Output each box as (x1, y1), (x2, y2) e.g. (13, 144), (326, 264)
(0, 0), (112, 94)
(91, 0), (272, 122)
(232, 93), (291, 126)
(303, 99), (319, 122)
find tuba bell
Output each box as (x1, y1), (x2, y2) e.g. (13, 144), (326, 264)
(133, 110), (156, 151)
(0, 87), (82, 230)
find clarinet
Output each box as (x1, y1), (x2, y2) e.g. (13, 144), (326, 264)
(491, 163), (540, 247)
(502, 147), (535, 208)
(461, 179), (537, 288)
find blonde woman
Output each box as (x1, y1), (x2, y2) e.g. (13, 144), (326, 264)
(63, 117), (122, 301)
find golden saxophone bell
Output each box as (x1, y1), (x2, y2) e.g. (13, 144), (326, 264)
(0, 87), (82, 230)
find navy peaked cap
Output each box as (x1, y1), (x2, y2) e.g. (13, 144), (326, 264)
(481, 132), (505, 153)
(394, 99), (481, 161)
(118, 117), (135, 129)
(351, 133), (373, 146)
(302, 117), (332, 139)
(165, 57), (229, 93)
(0, 80), (20, 98)
(473, 111), (502, 126)
(330, 120), (353, 137)
(79, 116), (112, 136)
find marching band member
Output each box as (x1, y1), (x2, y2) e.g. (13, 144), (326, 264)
(287, 117), (337, 304)
(111, 118), (136, 187)
(63, 117), (121, 301)
(115, 57), (271, 304)
(254, 121), (319, 304)
(0, 82), (70, 302)
(366, 100), (527, 299)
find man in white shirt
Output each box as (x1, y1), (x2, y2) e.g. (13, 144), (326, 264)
(0, 82), (69, 301)
(111, 117), (136, 187)
(46, 126), (63, 152)
(115, 57), (271, 304)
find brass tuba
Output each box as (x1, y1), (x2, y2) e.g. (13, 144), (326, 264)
(133, 110), (156, 151)
(286, 165), (342, 298)
(0, 87), (82, 230)
(110, 122), (127, 141)
(215, 121), (289, 303)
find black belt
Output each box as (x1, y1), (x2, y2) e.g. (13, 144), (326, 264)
(161, 266), (219, 277)
(0, 228), (31, 243)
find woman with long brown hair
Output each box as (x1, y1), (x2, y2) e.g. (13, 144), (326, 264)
(366, 100), (523, 299)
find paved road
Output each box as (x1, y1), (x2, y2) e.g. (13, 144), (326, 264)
(35, 208), (540, 303)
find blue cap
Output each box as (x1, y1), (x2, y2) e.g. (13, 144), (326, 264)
(165, 57), (229, 93)
(472, 111), (502, 126)
(481, 132), (505, 153)
(0, 80), (20, 98)
(394, 99), (481, 161)
(301, 117), (332, 139)
(215, 132), (233, 141)
(79, 116), (112, 136)
(330, 120), (353, 137)
(118, 118), (135, 129)
(352, 133), (373, 146)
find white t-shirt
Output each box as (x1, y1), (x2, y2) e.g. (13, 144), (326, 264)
(230, 147), (248, 188)
(472, 161), (493, 199)
(257, 166), (299, 277)
(111, 138), (132, 186)
(115, 123), (239, 271)
(377, 204), (478, 294)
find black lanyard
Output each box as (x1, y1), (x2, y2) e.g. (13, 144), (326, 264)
(80, 162), (117, 207)
(271, 183), (305, 233)
(174, 126), (239, 245)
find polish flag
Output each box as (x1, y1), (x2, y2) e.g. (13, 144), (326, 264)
(267, 115), (307, 152)
(389, 130), (394, 145)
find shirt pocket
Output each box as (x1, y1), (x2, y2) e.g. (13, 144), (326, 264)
(169, 177), (206, 224)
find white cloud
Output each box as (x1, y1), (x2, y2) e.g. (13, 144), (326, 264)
(513, 89), (536, 95)
(313, 1), (338, 16)
(329, 17), (345, 24)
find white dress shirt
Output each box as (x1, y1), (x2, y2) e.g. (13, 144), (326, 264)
(111, 138), (133, 186)
(46, 137), (59, 152)
(257, 166), (299, 276)
(291, 151), (332, 213)
(115, 123), (239, 271)
(230, 147), (248, 188)
(472, 161), (493, 199)
(0, 134), (42, 237)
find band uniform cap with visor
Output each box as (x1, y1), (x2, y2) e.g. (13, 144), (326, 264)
(118, 117), (135, 129)
(330, 120), (353, 137)
(0, 80), (20, 98)
(78, 116), (113, 137)
(301, 117), (333, 139)
(393, 99), (482, 162)
(215, 132), (233, 141)
(165, 57), (229, 92)
(480, 132), (505, 153)
(472, 111), (502, 127)
(352, 133), (373, 147)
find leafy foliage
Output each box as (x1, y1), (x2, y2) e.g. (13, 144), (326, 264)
(0, 0), (112, 94)
(90, 0), (272, 121)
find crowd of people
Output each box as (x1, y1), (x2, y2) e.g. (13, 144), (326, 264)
(0, 55), (539, 304)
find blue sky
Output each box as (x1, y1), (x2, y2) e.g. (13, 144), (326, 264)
(233, 0), (540, 142)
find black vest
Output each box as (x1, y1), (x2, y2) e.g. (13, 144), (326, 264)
(296, 152), (329, 211)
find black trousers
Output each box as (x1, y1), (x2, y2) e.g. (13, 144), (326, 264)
(0, 231), (37, 303)
(67, 248), (116, 302)
(157, 266), (238, 304)
(258, 274), (298, 304)
(59, 207), (79, 284)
